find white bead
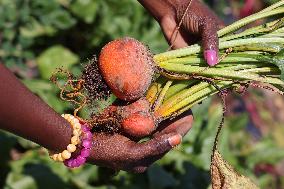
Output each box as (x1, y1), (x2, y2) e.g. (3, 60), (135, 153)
(71, 136), (79, 145)
(74, 123), (81, 130)
(73, 129), (80, 136)
(57, 153), (64, 161)
(73, 118), (79, 124)
(67, 144), (76, 152)
(62, 150), (71, 159)
(52, 154), (58, 161)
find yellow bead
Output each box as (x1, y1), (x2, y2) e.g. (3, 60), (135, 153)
(73, 118), (79, 124)
(73, 129), (80, 136)
(64, 114), (70, 119)
(71, 136), (79, 145)
(62, 150), (71, 160)
(73, 119), (81, 125)
(73, 129), (79, 136)
(69, 117), (75, 122)
(78, 129), (82, 135)
(67, 144), (76, 153)
(57, 153), (64, 161)
(74, 123), (81, 130)
(67, 117), (73, 123)
(52, 154), (58, 161)
(69, 115), (74, 119)
(71, 119), (78, 127)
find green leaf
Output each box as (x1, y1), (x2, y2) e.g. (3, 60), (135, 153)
(0, 131), (17, 163)
(179, 163), (211, 189)
(147, 165), (177, 189)
(36, 45), (79, 79)
(70, 165), (98, 188)
(20, 19), (56, 38)
(70, 0), (98, 23)
(246, 139), (284, 167)
(49, 10), (76, 29)
(270, 49), (284, 81)
(5, 173), (37, 189)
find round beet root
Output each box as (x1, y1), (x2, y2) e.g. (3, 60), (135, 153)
(121, 112), (155, 138)
(118, 98), (156, 138)
(98, 37), (154, 101)
(91, 98), (156, 138)
(117, 97), (151, 118)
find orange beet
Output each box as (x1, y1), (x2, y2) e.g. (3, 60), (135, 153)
(117, 97), (151, 118)
(98, 37), (154, 101)
(119, 98), (156, 138)
(92, 98), (156, 138)
(121, 112), (155, 138)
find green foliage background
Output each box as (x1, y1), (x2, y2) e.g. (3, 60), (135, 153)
(0, 0), (284, 188)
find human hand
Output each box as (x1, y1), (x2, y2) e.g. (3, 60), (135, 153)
(138, 0), (224, 66)
(87, 110), (193, 173)
(159, 0), (224, 66)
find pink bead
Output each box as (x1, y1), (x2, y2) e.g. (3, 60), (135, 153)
(82, 140), (92, 148)
(82, 124), (90, 132)
(76, 156), (86, 165)
(72, 159), (79, 168)
(67, 159), (75, 168)
(64, 160), (69, 167)
(81, 125), (87, 131)
(84, 131), (92, 140)
(80, 148), (90, 158)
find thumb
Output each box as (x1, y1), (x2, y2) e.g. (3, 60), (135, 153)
(135, 133), (182, 159)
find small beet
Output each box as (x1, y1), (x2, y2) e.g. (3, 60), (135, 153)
(117, 97), (151, 118)
(118, 98), (156, 138)
(121, 112), (155, 138)
(91, 98), (157, 138)
(98, 37), (154, 101)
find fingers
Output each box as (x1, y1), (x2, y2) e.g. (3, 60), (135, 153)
(200, 19), (219, 66)
(159, 15), (189, 49)
(125, 112), (192, 172)
(125, 133), (181, 173)
(134, 133), (181, 158)
(88, 132), (181, 173)
(154, 110), (193, 137)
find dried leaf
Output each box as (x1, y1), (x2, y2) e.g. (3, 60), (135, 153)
(211, 150), (259, 189)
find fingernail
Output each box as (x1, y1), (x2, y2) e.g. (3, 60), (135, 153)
(168, 134), (182, 147)
(204, 50), (218, 66)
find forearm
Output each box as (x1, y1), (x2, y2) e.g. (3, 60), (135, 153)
(0, 64), (72, 152)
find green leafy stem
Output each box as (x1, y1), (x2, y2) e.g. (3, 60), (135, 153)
(149, 1), (284, 119)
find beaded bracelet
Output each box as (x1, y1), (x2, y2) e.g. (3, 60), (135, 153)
(64, 124), (92, 168)
(50, 114), (82, 162)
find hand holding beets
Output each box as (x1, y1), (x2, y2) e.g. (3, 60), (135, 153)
(139, 0), (224, 66)
(87, 110), (193, 173)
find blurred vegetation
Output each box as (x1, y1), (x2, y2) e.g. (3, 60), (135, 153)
(0, 0), (284, 188)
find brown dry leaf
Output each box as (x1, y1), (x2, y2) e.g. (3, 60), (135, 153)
(211, 150), (259, 189)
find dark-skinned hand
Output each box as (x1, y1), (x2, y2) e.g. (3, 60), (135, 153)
(1, 47), (193, 173)
(87, 110), (193, 173)
(139, 0), (225, 66)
